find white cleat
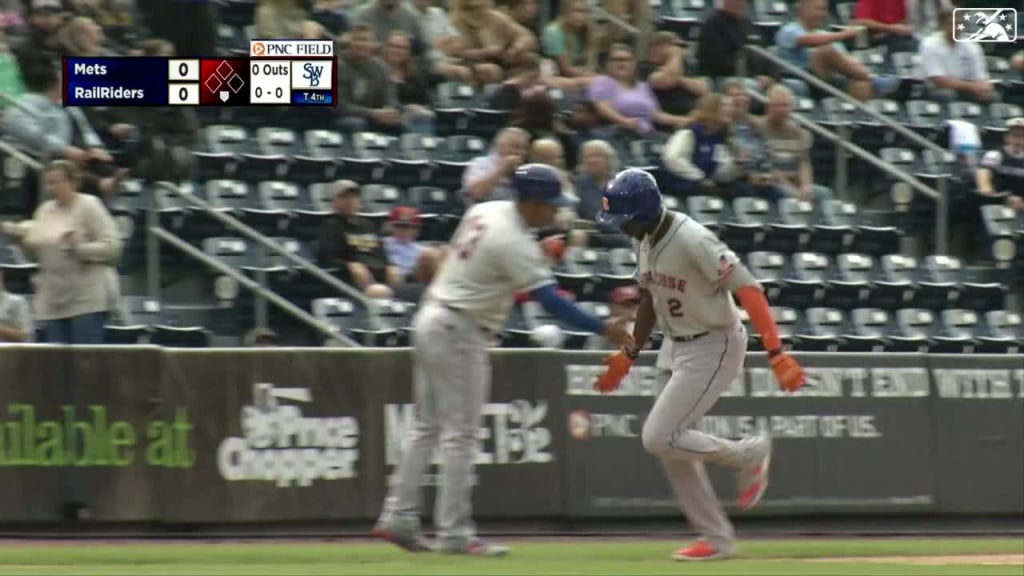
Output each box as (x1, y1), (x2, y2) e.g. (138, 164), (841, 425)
(736, 432), (772, 512)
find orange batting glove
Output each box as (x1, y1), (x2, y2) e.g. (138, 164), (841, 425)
(769, 350), (805, 392)
(540, 234), (566, 263)
(593, 348), (636, 394)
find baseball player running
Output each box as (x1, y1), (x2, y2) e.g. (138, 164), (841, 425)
(373, 164), (634, 557)
(592, 168), (806, 561)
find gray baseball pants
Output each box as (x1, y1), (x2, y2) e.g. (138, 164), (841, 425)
(645, 323), (748, 553)
(380, 302), (489, 546)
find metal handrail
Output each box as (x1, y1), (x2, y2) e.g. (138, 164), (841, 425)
(0, 140), (42, 171)
(151, 226), (358, 347)
(745, 45), (950, 157)
(156, 181), (384, 329)
(744, 88), (949, 253)
(590, 2), (640, 36)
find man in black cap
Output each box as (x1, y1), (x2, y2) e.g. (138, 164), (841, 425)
(316, 179), (402, 298)
(13, 0), (66, 71)
(977, 117), (1024, 222)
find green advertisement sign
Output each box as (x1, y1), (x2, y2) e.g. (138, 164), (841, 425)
(0, 405), (195, 468)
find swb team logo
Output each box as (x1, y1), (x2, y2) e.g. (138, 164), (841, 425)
(302, 63), (323, 87)
(953, 8), (1017, 43)
(291, 61), (333, 90)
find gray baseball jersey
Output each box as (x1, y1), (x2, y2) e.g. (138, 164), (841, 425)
(428, 200), (555, 332)
(637, 211), (756, 338)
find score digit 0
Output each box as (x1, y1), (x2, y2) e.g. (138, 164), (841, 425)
(169, 59), (200, 82)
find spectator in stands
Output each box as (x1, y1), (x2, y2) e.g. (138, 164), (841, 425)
(509, 87), (578, 167)
(1, 59), (124, 210)
(58, 16), (111, 56)
(382, 31), (436, 135)
(0, 1), (25, 33)
(450, 0), (536, 85)
(310, 0), (349, 37)
(723, 80), (774, 195)
(337, 25), (403, 134)
(461, 126), (529, 203)
(586, 285), (639, 349)
(352, 0), (425, 54)
(600, 0), (651, 56)
(503, 0), (541, 40)
(316, 179), (400, 299)
(1013, 51), (1024, 75)
(486, 52), (545, 109)
(69, 0), (136, 46)
(87, 39), (199, 183)
(759, 84), (836, 223)
(976, 117), (1024, 221)
(0, 32), (27, 101)
(661, 92), (739, 197)
(0, 160), (121, 345)
(382, 205), (443, 283)
(256, 0), (326, 39)
(567, 99), (600, 145)
(574, 138), (624, 224)
(776, 0), (898, 101)
(529, 137), (582, 237)
(243, 327), (280, 347)
(14, 0), (66, 69)
(697, 0), (774, 88)
(640, 31), (709, 118)
(408, 0), (474, 82)
(541, 0), (600, 90)
(0, 268), (34, 343)
(588, 43), (691, 137)
(145, 0), (216, 57)
(852, 0), (918, 53)
(917, 9), (993, 102)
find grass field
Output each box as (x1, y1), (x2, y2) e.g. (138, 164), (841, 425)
(0, 538), (1020, 576)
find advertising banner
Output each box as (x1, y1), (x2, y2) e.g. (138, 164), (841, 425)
(379, 350), (566, 519)
(156, 349), (385, 522)
(0, 346), (170, 522)
(928, 354), (1024, 514)
(562, 351), (936, 518)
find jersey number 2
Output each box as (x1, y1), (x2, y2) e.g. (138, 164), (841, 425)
(455, 217), (486, 260)
(667, 298), (684, 318)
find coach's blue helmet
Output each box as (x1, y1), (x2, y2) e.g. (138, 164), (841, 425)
(513, 163), (570, 206)
(595, 168), (662, 227)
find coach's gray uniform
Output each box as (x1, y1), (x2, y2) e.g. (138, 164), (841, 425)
(380, 200), (554, 546)
(639, 211), (762, 554)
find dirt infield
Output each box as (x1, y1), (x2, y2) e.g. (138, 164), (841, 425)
(807, 554), (1024, 566)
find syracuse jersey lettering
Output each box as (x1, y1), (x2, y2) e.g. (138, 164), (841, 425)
(637, 212), (747, 337)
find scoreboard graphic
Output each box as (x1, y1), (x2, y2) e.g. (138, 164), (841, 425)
(63, 40), (336, 107)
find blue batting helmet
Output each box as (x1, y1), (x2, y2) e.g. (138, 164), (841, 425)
(513, 163), (570, 206)
(595, 168), (662, 227)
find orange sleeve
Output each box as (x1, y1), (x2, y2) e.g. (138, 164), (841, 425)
(736, 286), (782, 353)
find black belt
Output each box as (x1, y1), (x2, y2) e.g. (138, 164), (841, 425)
(673, 332), (709, 342)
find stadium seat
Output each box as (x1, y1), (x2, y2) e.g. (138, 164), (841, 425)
(764, 198), (812, 254)
(201, 237), (252, 303)
(986, 56), (1012, 82)
(686, 195), (727, 229)
(204, 124), (249, 154)
(114, 296), (163, 326)
(842, 308), (889, 352)
(348, 299), (410, 347)
(722, 197), (771, 254)
(746, 251), (786, 302)
(980, 205), (1019, 267)
(660, 16), (702, 44)
(904, 100), (947, 136)
(151, 325), (212, 348)
(436, 82), (479, 108)
(243, 181), (301, 236)
(556, 247), (602, 299)
(851, 222), (901, 258)
(855, 99), (903, 149)
(751, 0), (789, 39)
(915, 254), (963, 310)
(889, 308), (935, 352)
(768, 306), (800, 350)
(205, 179), (252, 212)
(826, 253), (874, 309)
(948, 101), (986, 124)
(978, 310), (1024, 353)
(596, 248), (636, 300)
(930, 308), (981, 353)
(398, 133), (444, 160)
(351, 132), (397, 160)
(629, 138), (667, 166)
(408, 186), (459, 241)
(358, 184), (405, 224)
(794, 307), (844, 351)
(445, 135), (488, 162)
(809, 200), (857, 255)
(193, 150), (240, 180)
(873, 254), (919, 311)
(468, 108), (511, 138)
(850, 47), (886, 71)
(501, 305), (533, 348)
(104, 325), (150, 345)
(890, 52), (918, 77)
(780, 252), (829, 308)
(914, 149), (957, 190)
(520, 301), (590, 349)
(819, 97), (857, 131)
(304, 129), (346, 159)
(311, 297), (364, 333)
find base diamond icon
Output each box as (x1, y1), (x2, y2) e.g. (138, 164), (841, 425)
(205, 75), (223, 94)
(216, 60), (234, 80)
(227, 73), (244, 93)
(219, 91), (229, 102)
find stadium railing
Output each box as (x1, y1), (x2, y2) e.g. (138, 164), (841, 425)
(745, 44), (952, 254)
